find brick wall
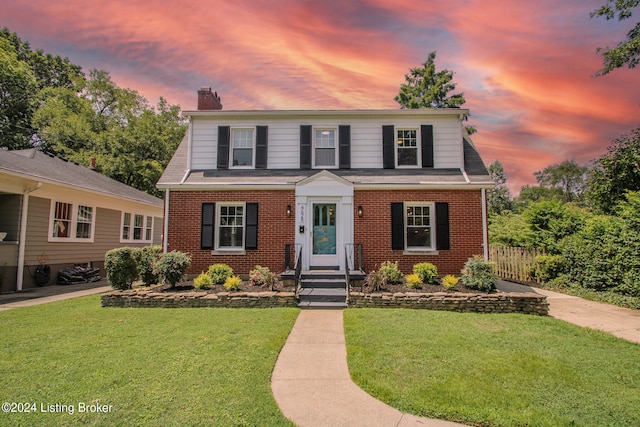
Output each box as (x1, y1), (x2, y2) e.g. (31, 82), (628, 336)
(167, 190), (296, 275)
(354, 189), (485, 275)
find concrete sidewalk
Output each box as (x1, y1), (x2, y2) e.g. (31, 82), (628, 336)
(0, 280), (111, 311)
(497, 280), (640, 344)
(271, 310), (467, 427)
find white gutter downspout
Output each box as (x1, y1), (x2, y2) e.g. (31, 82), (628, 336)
(163, 189), (170, 253)
(17, 182), (42, 291)
(481, 188), (489, 261)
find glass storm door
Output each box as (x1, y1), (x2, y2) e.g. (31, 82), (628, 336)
(311, 203), (337, 265)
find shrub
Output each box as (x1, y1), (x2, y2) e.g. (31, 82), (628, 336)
(378, 261), (403, 284)
(154, 251), (191, 288)
(134, 245), (162, 285)
(207, 263), (234, 285)
(461, 255), (497, 292)
(250, 265), (276, 290)
(365, 268), (384, 292)
(193, 271), (213, 290)
(413, 262), (438, 284)
(441, 274), (459, 291)
(224, 276), (242, 291)
(405, 273), (422, 289)
(533, 254), (565, 283)
(105, 247), (138, 290)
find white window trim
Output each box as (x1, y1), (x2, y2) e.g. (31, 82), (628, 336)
(120, 212), (154, 244)
(215, 202), (246, 251)
(312, 127), (338, 169)
(404, 202), (435, 251)
(48, 200), (96, 243)
(230, 127), (256, 169)
(395, 127), (421, 168)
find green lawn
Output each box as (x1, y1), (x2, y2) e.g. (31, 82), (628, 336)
(345, 309), (640, 427)
(0, 296), (298, 427)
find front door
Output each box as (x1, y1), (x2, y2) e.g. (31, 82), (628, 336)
(311, 203), (338, 267)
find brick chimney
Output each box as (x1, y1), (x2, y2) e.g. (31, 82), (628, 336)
(197, 87), (223, 110)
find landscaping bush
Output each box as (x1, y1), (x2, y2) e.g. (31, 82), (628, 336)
(154, 251), (191, 288)
(365, 268), (384, 292)
(441, 274), (459, 291)
(461, 256), (497, 292)
(533, 254), (566, 283)
(250, 265), (276, 290)
(378, 261), (403, 284)
(405, 273), (422, 289)
(207, 263), (234, 285)
(413, 262), (438, 284)
(105, 247), (138, 290)
(224, 276), (242, 291)
(134, 245), (162, 285)
(193, 272), (213, 290)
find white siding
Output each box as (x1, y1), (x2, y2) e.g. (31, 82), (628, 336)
(189, 113), (464, 170)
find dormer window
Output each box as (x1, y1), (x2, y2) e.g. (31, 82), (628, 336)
(397, 129), (418, 166)
(231, 128), (254, 167)
(314, 128), (337, 168)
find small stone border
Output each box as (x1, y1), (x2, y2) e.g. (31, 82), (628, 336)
(349, 291), (549, 315)
(102, 288), (548, 315)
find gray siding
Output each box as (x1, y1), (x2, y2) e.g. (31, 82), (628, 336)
(0, 194), (21, 241)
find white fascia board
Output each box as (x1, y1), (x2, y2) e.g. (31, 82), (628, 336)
(183, 109), (470, 120)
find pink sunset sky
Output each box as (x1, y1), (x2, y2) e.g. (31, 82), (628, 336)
(2, 0), (638, 193)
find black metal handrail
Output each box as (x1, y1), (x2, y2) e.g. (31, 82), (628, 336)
(344, 248), (350, 305)
(293, 246), (303, 298)
(344, 243), (363, 272)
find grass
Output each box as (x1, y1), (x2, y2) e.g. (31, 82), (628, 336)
(345, 309), (640, 427)
(0, 296), (298, 426)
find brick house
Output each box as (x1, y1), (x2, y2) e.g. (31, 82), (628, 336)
(157, 87), (493, 282)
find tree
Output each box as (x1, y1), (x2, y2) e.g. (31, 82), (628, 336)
(587, 127), (640, 213)
(591, 1), (640, 75)
(533, 160), (589, 203)
(486, 161), (513, 215)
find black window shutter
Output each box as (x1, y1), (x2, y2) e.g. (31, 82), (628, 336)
(245, 203), (258, 249)
(217, 126), (230, 169)
(339, 125), (351, 169)
(256, 126), (268, 169)
(435, 202), (450, 250)
(421, 124), (434, 168)
(300, 125), (312, 169)
(201, 203), (215, 249)
(391, 202), (404, 250)
(382, 125), (395, 169)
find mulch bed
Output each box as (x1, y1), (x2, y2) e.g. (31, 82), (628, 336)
(355, 282), (491, 294)
(154, 281), (295, 293)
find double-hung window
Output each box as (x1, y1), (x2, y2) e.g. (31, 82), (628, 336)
(397, 129), (418, 167)
(217, 204), (245, 249)
(405, 203), (434, 250)
(50, 201), (95, 242)
(121, 213), (153, 243)
(314, 128), (337, 167)
(231, 128), (254, 167)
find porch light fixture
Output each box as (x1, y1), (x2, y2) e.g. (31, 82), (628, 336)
(357, 205), (363, 218)
(286, 205), (292, 217)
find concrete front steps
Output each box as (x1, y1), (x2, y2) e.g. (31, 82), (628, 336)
(298, 271), (348, 309)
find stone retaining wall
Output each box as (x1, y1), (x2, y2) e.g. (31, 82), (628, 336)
(101, 289), (297, 308)
(349, 292), (548, 315)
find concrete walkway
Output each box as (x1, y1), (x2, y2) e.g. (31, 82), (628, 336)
(271, 309), (467, 427)
(0, 280), (111, 311)
(496, 280), (640, 344)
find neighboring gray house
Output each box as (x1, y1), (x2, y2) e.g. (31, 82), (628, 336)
(0, 149), (164, 292)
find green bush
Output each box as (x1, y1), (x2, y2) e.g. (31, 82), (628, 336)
(250, 265), (276, 290)
(154, 251), (191, 287)
(207, 263), (234, 285)
(105, 247), (138, 290)
(441, 274), (459, 291)
(461, 255), (497, 292)
(413, 262), (438, 284)
(193, 271), (213, 290)
(133, 245), (162, 285)
(405, 273), (422, 289)
(379, 261), (403, 284)
(224, 276), (242, 291)
(533, 254), (565, 283)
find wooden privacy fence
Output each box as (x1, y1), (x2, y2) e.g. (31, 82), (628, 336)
(489, 246), (545, 284)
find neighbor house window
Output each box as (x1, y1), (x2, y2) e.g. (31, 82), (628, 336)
(231, 128), (254, 167)
(405, 203), (434, 250)
(314, 128), (337, 167)
(217, 204), (244, 249)
(397, 129), (418, 166)
(50, 201), (95, 241)
(121, 212), (153, 243)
